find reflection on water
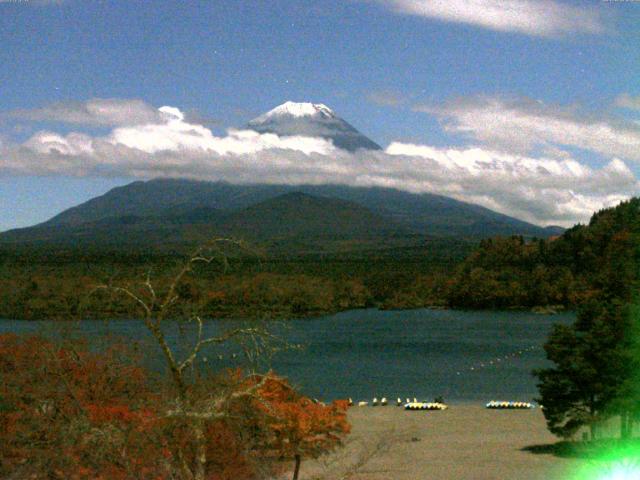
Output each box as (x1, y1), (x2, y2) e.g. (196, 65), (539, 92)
(0, 308), (573, 403)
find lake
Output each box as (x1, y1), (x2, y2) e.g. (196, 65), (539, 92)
(0, 309), (573, 404)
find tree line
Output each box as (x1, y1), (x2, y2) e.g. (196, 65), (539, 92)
(0, 248), (460, 321)
(445, 201), (640, 310)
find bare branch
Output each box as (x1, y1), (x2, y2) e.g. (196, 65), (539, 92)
(144, 270), (157, 307)
(157, 237), (249, 321)
(177, 324), (267, 374)
(94, 284), (152, 318)
(166, 373), (277, 421)
(78, 237), (284, 480)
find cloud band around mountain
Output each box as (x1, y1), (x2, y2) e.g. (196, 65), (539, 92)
(1, 99), (637, 227)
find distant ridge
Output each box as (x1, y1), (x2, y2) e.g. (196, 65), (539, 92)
(0, 179), (563, 251)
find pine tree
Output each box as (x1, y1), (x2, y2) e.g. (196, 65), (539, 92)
(535, 199), (640, 440)
(535, 299), (627, 439)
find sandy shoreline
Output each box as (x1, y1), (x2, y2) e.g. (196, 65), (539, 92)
(300, 405), (586, 480)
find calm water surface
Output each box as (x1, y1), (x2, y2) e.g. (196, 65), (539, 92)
(0, 309), (573, 403)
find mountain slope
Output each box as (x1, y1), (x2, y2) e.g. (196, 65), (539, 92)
(247, 101), (382, 152)
(219, 192), (404, 240)
(0, 179), (561, 247)
(0, 191), (407, 249)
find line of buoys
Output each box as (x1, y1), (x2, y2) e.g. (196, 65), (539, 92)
(486, 401), (534, 409)
(455, 345), (538, 376)
(203, 353), (240, 361)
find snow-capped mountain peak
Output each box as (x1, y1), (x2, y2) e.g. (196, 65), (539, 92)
(251, 101), (335, 123)
(247, 101), (382, 152)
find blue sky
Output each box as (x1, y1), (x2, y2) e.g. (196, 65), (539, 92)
(1, 0), (639, 230)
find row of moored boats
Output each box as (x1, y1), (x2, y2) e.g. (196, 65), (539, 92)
(485, 401), (534, 409)
(347, 398), (536, 410)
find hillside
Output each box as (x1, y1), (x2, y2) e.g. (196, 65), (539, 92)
(218, 192), (404, 240)
(4, 192), (633, 322)
(444, 198), (640, 309)
(0, 190), (406, 251)
(1, 179), (561, 250)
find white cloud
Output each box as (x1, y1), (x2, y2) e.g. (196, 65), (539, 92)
(385, 143), (636, 224)
(374, 0), (606, 37)
(1, 102), (637, 227)
(615, 93), (640, 111)
(419, 95), (640, 162)
(108, 113), (335, 156)
(5, 98), (165, 127)
(23, 131), (94, 156)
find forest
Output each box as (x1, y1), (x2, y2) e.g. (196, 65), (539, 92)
(447, 198), (640, 310)
(1, 243), (354, 479)
(2, 199), (639, 320)
(0, 238), (468, 321)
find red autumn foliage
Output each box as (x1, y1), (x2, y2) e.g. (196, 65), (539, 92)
(0, 333), (166, 479)
(0, 335), (350, 480)
(255, 375), (351, 459)
(250, 373), (351, 479)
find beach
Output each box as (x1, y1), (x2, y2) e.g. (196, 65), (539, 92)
(301, 405), (585, 480)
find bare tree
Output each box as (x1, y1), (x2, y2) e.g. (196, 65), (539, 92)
(94, 238), (286, 480)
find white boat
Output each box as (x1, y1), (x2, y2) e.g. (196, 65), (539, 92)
(485, 400), (533, 409)
(404, 402), (448, 411)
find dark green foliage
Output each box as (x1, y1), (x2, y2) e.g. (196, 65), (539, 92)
(534, 198), (640, 439)
(535, 300), (629, 438)
(446, 199), (640, 310)
(445, 236), (576, 309)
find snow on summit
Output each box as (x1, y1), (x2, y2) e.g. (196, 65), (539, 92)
(250, 101), (336, 123)
(247, 102), (382, 152)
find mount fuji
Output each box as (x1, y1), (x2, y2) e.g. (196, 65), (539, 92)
(0, 102), (565, 250)
(247, 101), (382, 152)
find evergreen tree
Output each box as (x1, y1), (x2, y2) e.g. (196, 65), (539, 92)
(535, 299), (627, 439)
(535, 199), (640, 440)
